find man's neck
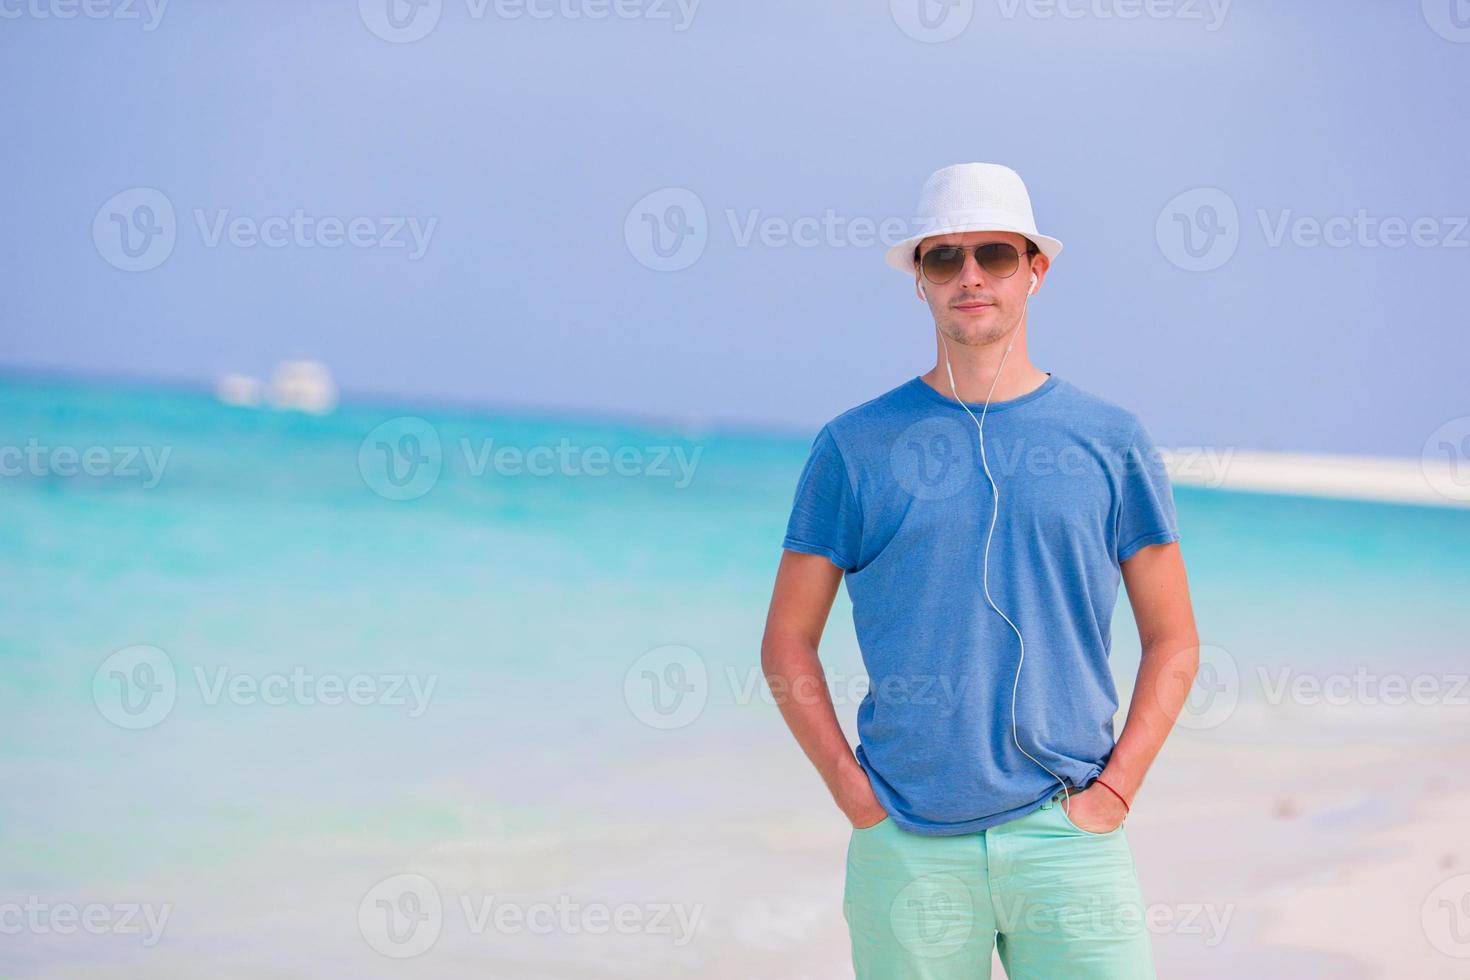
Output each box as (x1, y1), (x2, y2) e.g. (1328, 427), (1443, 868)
(919, 363), (1051, 404)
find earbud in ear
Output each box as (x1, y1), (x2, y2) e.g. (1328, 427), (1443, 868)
(1028, 273), (1038, 296)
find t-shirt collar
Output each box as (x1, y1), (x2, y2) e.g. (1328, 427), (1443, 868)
(909, 372), (1060, 414)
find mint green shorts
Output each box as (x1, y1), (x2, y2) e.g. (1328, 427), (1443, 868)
(843, 789), (1155, 978)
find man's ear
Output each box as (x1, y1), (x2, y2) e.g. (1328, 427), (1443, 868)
(1030, 251), (1051, 285)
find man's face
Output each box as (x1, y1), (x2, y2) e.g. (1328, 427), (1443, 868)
(915, 230), (1046, 347)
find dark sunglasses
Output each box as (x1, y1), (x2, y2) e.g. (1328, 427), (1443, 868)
(917, 241), (1037, 284)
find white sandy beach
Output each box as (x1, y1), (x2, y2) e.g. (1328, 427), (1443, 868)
(672, 708), (1470, 978)
(429, 699), (1470, 979)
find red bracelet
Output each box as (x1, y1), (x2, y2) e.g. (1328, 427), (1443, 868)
(1093, 777), (1131, 812)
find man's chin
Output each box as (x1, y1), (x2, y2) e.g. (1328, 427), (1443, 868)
(942, 318), (1010, 347)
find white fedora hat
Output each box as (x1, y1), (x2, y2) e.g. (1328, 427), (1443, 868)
(884, 162), (1063, 275)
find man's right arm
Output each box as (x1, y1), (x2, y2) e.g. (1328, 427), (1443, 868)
(760, 549), (888, 829)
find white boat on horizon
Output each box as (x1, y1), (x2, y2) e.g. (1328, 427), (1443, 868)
(267, 359), (338, 414)
(215, 372), (264, 408)
(215, 359), (338, 414)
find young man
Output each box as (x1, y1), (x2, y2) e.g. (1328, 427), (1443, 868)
(761, 163), (1200, 978)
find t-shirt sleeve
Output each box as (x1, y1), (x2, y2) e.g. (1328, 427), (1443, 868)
(1115, 419), (1181, 563)
(782, 425), (862, 571)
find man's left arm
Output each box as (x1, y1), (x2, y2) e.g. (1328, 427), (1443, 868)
(1087, 540), (1200, 826)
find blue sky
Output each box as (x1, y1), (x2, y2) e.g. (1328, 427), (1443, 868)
(2, 1), (1466, 456)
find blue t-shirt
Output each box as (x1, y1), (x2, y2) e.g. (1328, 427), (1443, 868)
(782, 373), (1181, 836)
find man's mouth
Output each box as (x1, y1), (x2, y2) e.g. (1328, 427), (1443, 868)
(954, 301), (994, 312)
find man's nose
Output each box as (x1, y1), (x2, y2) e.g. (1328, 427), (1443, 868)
(959, 251), (991, 289)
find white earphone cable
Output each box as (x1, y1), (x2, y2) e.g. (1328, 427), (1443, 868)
(935, 273), (1072, 817)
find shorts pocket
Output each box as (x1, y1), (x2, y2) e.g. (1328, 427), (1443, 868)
(1053, 798), (1123, 837)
